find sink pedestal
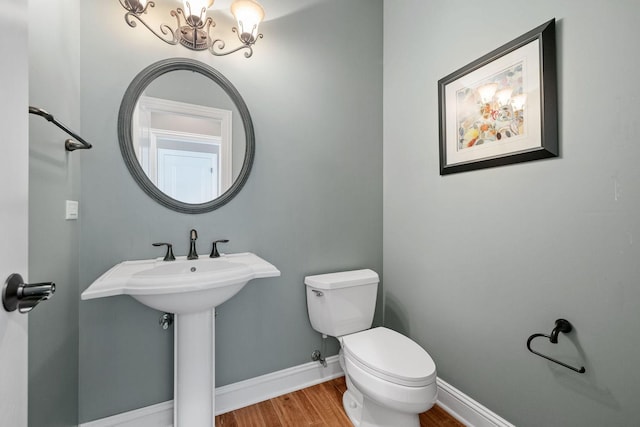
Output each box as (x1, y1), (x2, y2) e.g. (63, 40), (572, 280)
(174, 309), (215, 426)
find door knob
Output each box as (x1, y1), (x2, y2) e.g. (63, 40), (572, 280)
(2, 273), (55, 313)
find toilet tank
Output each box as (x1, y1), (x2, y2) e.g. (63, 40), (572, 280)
(305, 269), (379, 337)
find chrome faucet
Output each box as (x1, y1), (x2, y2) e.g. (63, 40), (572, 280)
(187, 229), (198, 260)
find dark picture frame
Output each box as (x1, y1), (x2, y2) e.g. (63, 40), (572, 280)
(438, 19), (558, 175)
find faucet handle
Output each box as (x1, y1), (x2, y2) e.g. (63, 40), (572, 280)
(152, 242), (175, 261)
(210, 239), (229, 258)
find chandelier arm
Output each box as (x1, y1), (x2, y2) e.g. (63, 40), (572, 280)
(209, 41), (254, 58)
(203, 18), (215, 46)
(161, 24), (180, 41)
(208, 30), (263, 58)
(170, 9), (183, 27)
(124, 12), (179, 45)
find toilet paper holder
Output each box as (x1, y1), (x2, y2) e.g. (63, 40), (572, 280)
(526, 318), (586, 374)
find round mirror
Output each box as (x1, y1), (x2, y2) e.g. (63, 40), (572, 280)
(118, 58), (254, 214)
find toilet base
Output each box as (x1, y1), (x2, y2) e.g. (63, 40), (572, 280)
(343, 388), (362, 426)
(342, 383), (420, 427)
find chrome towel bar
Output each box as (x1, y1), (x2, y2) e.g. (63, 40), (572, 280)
(29, 106), (92, 151)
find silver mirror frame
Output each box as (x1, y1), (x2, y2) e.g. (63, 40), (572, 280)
(118, 58), (255, 214)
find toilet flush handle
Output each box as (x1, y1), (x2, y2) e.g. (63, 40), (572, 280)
(312, 290), (323, 297)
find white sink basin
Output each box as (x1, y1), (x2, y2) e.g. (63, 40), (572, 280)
(81, 252), (280, 314)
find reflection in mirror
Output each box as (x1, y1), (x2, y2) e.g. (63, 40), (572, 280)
(118, 58), (254, 214)
(134, 96), (232, 203)
(133, 70), (245, 203)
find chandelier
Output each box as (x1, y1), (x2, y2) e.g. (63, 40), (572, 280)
(119, 0), (265, 58)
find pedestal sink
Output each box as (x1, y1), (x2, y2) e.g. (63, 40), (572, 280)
(81, 253), (280, 426)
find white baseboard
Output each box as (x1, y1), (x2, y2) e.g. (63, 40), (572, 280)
(79, 355), (343, 427)
(215, 354), (344, 414)
(436, 378), (515, 427)
(78, 401), (174, 427)
(80, 358), (513, 427)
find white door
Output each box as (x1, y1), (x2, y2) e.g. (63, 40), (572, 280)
(158, 147), (219, 203)
(0, 1), (29, 426)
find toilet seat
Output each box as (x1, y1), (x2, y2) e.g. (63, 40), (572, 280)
(342, 327), (436, 387)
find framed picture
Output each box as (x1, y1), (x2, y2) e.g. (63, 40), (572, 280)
(438, 19), (558, 175)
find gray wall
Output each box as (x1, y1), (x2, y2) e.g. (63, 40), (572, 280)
(384, 1), (640, 426)
(28, 0), (80, 425)
(78, 0), (382, 422)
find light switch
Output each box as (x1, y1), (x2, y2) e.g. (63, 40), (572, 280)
(65, 200), (79, 220)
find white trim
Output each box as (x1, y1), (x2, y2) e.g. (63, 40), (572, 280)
(79, 359), (513, 427)
(215, 354), (344, 414)
(79, 355), (343, 427)
(436, 378), (515, 427)
(78, 401), (174, 427)
(137, 96), (233, 129)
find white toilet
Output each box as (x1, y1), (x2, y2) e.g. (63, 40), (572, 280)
(305, 269), (437, 427)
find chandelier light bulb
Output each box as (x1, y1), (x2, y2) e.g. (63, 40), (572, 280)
(231, 0), (265, 44)
(126, 0), (147, 13)
(183, 0), (214, 19)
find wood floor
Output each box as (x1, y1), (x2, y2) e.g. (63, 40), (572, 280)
(215, 376), (464, 427)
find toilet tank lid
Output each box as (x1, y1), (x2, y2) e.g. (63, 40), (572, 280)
(304, 269), (379, 290)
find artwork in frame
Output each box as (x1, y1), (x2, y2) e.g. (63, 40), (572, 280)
(438, 19), (558, 175)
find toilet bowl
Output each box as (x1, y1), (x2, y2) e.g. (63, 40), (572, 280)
(340, 327), (437, 427)
(305, 270), (437, 427)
